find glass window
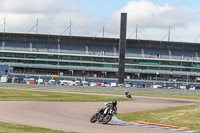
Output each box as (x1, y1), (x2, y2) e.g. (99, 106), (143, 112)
(93, 57), (104, 62)
(92, 64), (103, 67)
(24, 60), (35, 64)
(81, 63), (91, 67)
(126, 59), (137, 64)
(81, 57), (92, 61)
(70, 62), (80, 66)
(14, 53), (24, 58)
(60, 55), (69, 60)
(59, 62), (69, 66)
(25, 54), (36, 58)
(47, 54), (58, 59)
(104, 58), (115, 63)
(181, 62), (192, 67)
(70, 56), (78, 60)
(103, 64), (112, 68)
(36, 61), (46, 64)
(37, 54), (47, 59)
(4, 53), (13, 57)
(47, 61), (58, 65)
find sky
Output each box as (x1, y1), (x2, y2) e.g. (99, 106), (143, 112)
(0, 0), (200, 42)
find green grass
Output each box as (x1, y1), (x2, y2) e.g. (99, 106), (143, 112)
(117, 104), (200, 131)
(0, 88), (134, 102)
(44, 89), (200, 101)
(3, 86), (200, 101)
(19, 88), (200, 101)
(132, 93), (200, 100)
(0, 121), (74, 133)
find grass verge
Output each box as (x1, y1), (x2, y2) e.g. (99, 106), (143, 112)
(0, 88), (134, 102)
(117, 104), (200, 131)
(2, 86), (200, 101)
(13, 87), (200, 101)
(132, 93), (200, 100)
(41, 89), (200, 101)
(0, 121), (74, 133)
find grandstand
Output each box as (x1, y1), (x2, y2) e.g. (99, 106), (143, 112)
(0, 32), (200, 82)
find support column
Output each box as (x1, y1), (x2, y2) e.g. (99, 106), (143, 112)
(2, 41), (5, 50)
(118, 13), (127, 84)
(30, 43), (32, 52)
(58, 44), (60, 53)
(57, 38), (60, 53)
(86, 45), (88, 54)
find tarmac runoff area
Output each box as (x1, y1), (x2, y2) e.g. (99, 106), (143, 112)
(0, 88), (200, 133)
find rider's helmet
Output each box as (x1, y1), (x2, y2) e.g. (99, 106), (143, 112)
(112, 100), (117, 107)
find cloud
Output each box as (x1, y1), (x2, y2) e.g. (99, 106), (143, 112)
(0, 0), (94, 35)
(109, 0), (192, 29)
(0, 0), (61, 13)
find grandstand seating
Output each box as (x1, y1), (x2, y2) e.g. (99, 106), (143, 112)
(32, 42), (57, 53)
(60, 44), (85, 54)
(2, 40), (198, 61)
(88, 45), (114, 56)
(14, 41), (29, 51)
(4, 41), (15, 51)
(126, 47), (142, 57)
(144, 48), (169, 59)
(171, 50), (196, 60)
(3, 41), (29, 51)
(45, 43), (57, 53)
(0, 64), (8, 73)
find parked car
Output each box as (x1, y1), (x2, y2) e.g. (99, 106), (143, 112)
(82, 81), (89, 86)
(110, 82), (117, 87)
(59, 80), (69, 86)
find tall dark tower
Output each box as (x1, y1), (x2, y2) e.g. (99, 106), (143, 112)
(118, 13), (127, 84)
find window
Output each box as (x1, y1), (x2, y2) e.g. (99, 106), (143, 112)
(14, 53), (24, 58)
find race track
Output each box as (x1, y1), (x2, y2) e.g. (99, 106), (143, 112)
(0, 91), (198, 133)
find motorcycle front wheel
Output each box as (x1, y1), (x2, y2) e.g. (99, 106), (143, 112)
(102, 115), (112, 124)
(90, 113), (99, 123)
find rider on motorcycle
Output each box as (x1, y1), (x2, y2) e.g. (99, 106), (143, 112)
(90, 100), (117, 124)
(103, 100), (117, 116)
(125, 91), (132, 98)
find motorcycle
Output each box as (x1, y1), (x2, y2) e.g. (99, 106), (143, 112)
(125, 91), (132, 98)
(90, 105), (117, 124)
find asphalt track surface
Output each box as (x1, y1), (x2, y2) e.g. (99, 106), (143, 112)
(0, 90), (199, 133)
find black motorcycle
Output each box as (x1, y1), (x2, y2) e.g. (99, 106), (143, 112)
(125, 91), (132, 98)
(90, 105), (117, 124)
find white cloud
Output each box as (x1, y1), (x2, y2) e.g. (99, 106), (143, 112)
(0, 0), (94, 35)
(105, 0), (200, 42)
(0, 0), (61, 13)
(109, 0), (192, 29)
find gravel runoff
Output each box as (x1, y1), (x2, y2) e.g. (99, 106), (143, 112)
(1, 83), (200, 95)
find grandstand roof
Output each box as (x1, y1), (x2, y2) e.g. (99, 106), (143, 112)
(0, 32), (199, 51)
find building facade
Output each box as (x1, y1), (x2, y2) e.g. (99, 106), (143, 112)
(0, 33), (200, 82)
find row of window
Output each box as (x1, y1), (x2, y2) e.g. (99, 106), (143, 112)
(0, 52), (200, 70)
(1, 58), (200, 72)
(0, 52), (117, 63)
